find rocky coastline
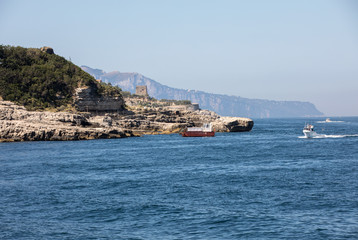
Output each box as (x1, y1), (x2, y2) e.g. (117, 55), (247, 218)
(0, 100), (254, 142)
(0, 46), (253, 142)
(0, 101), (135, 142)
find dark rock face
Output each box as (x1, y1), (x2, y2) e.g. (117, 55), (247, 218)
(74, 87), (125, 112)
(40, 46), (54, 54)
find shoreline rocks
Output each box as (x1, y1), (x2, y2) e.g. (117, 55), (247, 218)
(0, 100), (254, 142)
(0, 101), (135, 142)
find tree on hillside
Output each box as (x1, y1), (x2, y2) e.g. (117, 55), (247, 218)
(0, 45), (123, 111)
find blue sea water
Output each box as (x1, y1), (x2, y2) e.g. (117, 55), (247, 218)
(1, 117), (358, 239)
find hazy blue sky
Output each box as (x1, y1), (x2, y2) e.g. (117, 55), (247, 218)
(1, 0), (357, 116)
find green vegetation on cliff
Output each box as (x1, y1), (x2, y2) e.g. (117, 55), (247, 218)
(0, 45), (122, 110)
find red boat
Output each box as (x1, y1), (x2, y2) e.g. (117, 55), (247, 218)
(180, 123), (215, 137)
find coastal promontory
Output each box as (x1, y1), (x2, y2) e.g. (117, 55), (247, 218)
(0, 45), (253, 142)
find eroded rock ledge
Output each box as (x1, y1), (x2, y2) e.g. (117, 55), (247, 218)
(0, 101), (253, 142)
(0, 101), (134, 142)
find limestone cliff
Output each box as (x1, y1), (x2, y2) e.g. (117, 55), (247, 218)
(0, 99), (253, 142)
(90, 97), (254, 135)
(87, 108), (253, 135)
(0, 101), (134, 142)
(0, 46), (253, 142)
(74, 87), (125, 112)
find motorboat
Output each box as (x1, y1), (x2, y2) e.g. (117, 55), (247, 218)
(325, 118), (332, 122)
(180, 123), (215, 137)
(303, 123), (318, 138)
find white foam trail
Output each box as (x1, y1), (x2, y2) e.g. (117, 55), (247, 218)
(299, 134), (358, 139)
(315, 134), (344, 138)
(316, 121), (345, 123)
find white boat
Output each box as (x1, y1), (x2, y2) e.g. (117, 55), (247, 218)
(325, 118), (332, 122)
(303, 123), (318, 138)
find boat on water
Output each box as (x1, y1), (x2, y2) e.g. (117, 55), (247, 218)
(325, 118), (332, 122)
(180, 123), (215, 137)
(303, 123), (318, 138)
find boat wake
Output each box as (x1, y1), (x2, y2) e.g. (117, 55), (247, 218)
(316, 120), (345, 123)
(299, 134), (358, 139)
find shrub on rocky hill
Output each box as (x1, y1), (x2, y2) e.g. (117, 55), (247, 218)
(0, 45), (122, 111)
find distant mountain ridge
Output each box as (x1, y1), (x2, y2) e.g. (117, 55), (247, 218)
(81, 66), (323, 118)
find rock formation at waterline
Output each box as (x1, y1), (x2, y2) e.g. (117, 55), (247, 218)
(0, 101), (134, 142)
(110, 107), (253, 135)
(0, 100), (253, 142)
(0, 45), (253, 142)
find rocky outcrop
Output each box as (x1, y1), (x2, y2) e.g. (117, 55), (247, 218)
(213, 117), (254, 132)
(40, 46), (54, 54)
(0, 99), (253, 142)
(74, 87), (125, 112)
(100, 107), (254, 135)
(0, 101), (134, 142)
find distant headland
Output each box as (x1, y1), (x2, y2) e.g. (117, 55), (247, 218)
(82, 66), (323, 118)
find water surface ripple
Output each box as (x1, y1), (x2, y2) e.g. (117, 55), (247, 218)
(1, 117), (358, 239)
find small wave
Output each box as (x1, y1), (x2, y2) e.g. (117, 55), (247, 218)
(316, 121), (345, 123)
(299, 134), (358, 139)
(315, 134), (346, 138)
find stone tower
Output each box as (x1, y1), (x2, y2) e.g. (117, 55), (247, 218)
(135, 85), (148, 96)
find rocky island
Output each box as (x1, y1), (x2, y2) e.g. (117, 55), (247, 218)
(0, 45), (253, 142)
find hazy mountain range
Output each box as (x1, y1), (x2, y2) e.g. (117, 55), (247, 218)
(82, 66), (323, 118)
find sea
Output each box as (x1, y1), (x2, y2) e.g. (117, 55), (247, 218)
(1, 117), (358, 240)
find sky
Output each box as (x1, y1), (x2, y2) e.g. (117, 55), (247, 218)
(1, 0), (357, 116)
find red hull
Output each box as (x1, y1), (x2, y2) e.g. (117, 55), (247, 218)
(181, 131), (215, 137)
